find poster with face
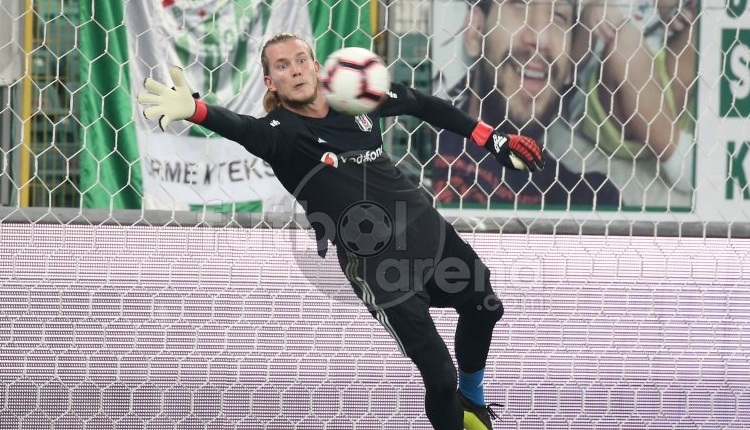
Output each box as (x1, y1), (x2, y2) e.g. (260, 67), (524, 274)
(430, 0), (697, 213)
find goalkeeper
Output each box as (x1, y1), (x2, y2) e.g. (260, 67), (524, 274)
(137, 33), (544, 430)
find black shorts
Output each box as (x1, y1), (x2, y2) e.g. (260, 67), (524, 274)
(336, 219), (497, 356)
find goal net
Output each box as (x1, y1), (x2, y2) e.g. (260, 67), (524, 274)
(1, 0), (749, 429)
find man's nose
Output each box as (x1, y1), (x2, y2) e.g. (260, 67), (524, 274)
(519, 6), (553, 53)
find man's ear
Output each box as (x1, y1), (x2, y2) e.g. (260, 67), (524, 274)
(264, 75), (275, 91)
(463, 6), (485, 60)
(314, 61), (322, 84)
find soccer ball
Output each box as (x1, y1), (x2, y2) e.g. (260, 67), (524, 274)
(337, 202), (393, 257)
(320, 47), (391, 115)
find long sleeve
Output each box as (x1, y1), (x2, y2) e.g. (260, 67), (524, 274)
(190, 102), (280, 161)
(378, 83), (480, 138)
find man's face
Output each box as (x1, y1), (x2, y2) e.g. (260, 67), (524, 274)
(264, 38), (320, 109)
(478, 0), (575, 136)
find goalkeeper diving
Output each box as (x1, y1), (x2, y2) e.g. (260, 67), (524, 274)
(137, 33), (544, 430)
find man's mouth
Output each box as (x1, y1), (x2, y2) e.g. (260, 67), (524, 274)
(514, 64), (547, 81)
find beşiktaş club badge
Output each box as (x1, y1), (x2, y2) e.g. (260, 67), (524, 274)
(354, 114), (373, 132)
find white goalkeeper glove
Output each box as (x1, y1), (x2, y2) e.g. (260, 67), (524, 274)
(137, 66), (198, 131)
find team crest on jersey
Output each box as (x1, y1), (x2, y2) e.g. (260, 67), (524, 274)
(354, 114), (373, 132)
(321, 152), (339, 168)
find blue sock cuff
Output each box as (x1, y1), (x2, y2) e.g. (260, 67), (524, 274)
(458, 368), (485, 406)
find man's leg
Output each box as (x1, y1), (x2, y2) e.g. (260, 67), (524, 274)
(454, 266), (504, 430)
(426, 226), (504, 429)
(361, 297), (465, 429)
(409, 327), (465, 430)
(454, 265), (503, 392)
(340, 251), (463, 430)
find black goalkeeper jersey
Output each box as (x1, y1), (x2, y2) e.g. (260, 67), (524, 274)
(197, 83), (480, 258)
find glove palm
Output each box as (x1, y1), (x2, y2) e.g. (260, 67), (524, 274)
(137, 66), (196, 131)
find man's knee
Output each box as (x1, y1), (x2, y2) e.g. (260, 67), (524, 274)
(481, 293), (504, 322)
(468, 267), (504, 323)
(457, 291), (504, 324)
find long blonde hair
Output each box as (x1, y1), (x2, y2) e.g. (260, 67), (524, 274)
(261, 33), (316, 113)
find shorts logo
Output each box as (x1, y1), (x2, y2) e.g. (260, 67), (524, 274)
(354, 114), (373, 132)
(321, 152), (339, 167)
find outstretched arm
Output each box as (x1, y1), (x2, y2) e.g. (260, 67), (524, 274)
(136, 66), (279, 160)
(379, 83), (545, 172)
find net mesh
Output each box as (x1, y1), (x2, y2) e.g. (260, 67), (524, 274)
(0, 0), (718, 216)
(1, 0), (749, 429)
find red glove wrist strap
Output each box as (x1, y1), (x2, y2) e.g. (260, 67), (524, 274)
(188, 100), (208, 124)
(471, 121), (494, 147)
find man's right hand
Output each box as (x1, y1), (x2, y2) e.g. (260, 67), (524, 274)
(137, 66), (197, 131)
(491, 133), (545, 172)
(470, 122), (545, 172)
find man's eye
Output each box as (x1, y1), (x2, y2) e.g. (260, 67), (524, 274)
(554, 9), (572, 24)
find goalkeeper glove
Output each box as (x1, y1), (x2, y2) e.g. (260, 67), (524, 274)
(470, 122), (545, 172)
(137, 66), (204, 131)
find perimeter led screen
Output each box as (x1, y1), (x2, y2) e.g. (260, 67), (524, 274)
(1, 223), (748, 429)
